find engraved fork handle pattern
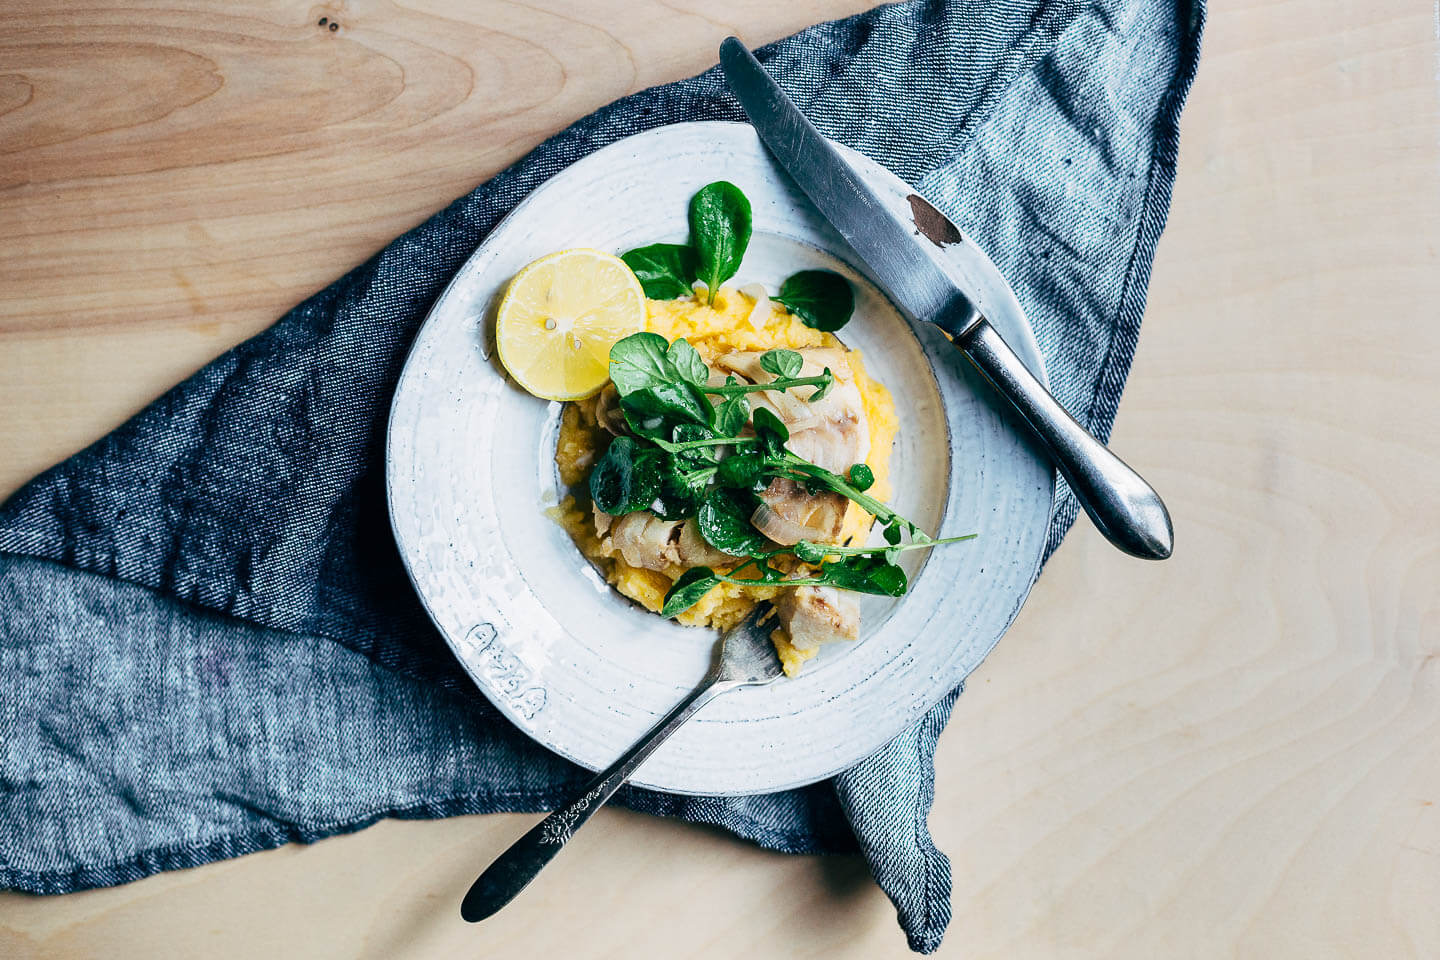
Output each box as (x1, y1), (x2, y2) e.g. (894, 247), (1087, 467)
(460, 676), (732, 922)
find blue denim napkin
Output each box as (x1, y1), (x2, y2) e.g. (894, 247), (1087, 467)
(0, 0), (1202, 951)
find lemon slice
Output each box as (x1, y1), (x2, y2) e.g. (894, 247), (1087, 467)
(495, 248), (647, 400)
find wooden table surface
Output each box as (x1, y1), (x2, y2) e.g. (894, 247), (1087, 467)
(2, 1), (1437, 957)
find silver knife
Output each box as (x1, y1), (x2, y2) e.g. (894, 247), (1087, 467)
(719, 37), (1173, 560)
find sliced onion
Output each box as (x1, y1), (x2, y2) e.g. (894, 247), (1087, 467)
(739, 282), (771, 329)
(594, 384), (628, 436)
(751, 499), (825, 546)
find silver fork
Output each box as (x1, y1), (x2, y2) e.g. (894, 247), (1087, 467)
(460, 602), (785, 922)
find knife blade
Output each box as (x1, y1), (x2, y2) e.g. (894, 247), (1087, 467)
(719, 37), (1173, 560)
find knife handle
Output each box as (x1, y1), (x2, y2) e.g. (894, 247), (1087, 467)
(955, 318), (1173, 560)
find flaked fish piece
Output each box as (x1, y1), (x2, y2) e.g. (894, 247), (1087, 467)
(608, 512), (733, 571)
(775, 585), (860, 651)
(608, 512), (677, 570)
(715, 348), (870, 473)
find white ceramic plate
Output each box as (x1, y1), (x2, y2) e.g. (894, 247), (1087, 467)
(387, 121), (1053, 796)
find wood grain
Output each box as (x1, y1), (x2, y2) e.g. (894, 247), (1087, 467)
(1, 0), (1438, 957)
(0, 0), (873, 494)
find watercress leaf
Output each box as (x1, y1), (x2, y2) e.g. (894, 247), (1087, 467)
(673, 473), (709, 497)
(759, 348), (803, 379)
(883, 547), (902, 566)
(666, 337), (710, 388)
(620, 399), (664, 439)
(652, 502), (689, 521)
(818, 555), (908, 597)
(806, 369), (834, 403)
(658, 438), (716, 507)
(620, 383), (713, 439)
(671, 424), (713, 443)
(588, 436), (636, 514)
(775, 270), (854, 332)
(621, 243), (698, 299)
(751, 406), (789, 457)
(883, 521), (903, 545)
(670, 424), (721, 476)
(714, 393), (750, 438)
(652, 479), (699, 520)
(697, 489), (768, 557)
(716, 451), (766, 489)
(791, 540), (830, 564)
(847, 463), (875, 492)
(697, 385), (718, 429)
(609, 332), (675, 396)
(662, 567), (719, 618)
(628, 448), (666, 512)
(689, 181), (752, 305)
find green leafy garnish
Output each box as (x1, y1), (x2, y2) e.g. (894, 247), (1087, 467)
(670, 423), (720, 457)
(759, 348), (804, 379)
(813, 554), (907, 596)
(589, 182), (976, 623)
(619, 383), (712, 440)
(589, 437), (664, 515)
(588, 436), (637, 514)
(657, 551), (912, 617)
(611, 334), (715, 439)
(697, 488), (769, 557)
(621, 243), (698, 299)
(661, 567), (721, 618)
(750, 406), (789, 457)
(609, 332), (676, 394)
(703, 371), (835, 399)
(716, 451), (766, 490)
(793, 533), (977, 564)
(666, 338), (710, 388)
(654, 471), (703, 519)
(689, 181), (752, 306)
(789, 540), (830, 564)
(775, 270), (854, 332)
(714, 389), (750, 437)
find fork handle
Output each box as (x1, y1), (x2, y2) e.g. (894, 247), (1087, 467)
(460, 678), (730, 922)
(955, 317), (1174, 560)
